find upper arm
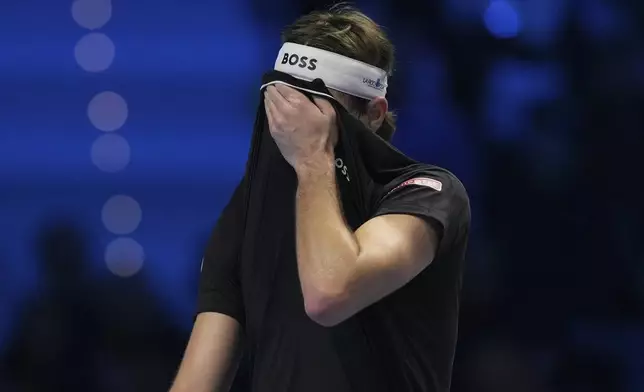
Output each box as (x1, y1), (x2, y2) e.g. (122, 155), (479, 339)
(171, 312), (243, 392)
(320, 214), (437, 325)
(355, 213), (438, 285)
(361, 169), (470, 280)
(372, 170), (470, 253)
(197, 178), (247, 324)
(323, 170), (469, 325)
(336, 214), (438, 316)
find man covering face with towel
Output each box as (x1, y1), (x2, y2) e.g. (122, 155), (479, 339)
(172, 5), (470, 392)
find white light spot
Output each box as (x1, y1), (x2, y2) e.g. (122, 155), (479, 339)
(105, 237), (145, 278)
(101, 195), (142, 235)
(74, 32), (115, 72)
(71, 0), (112, 30)
(91, 134), (131, 172)
(88, 91), (128, 132)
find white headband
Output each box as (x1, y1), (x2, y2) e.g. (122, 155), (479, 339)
(274, 42), (388, 100)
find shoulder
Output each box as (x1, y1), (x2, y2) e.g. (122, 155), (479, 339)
(374, 163), (470, 243)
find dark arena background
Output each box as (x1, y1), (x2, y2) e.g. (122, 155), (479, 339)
(1, 1), (643, 391)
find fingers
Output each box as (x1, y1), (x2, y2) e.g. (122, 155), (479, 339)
(265, 83), (335, 122)
(312, 96), (336, 117)
(274, 83), (307, 102)
(264, 94), (279, 130)
(265, 85), (292, 114)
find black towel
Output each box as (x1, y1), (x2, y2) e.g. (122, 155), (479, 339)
(226, 70), (425, 389)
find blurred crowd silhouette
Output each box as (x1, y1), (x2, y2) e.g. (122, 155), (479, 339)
(0, 222), (186, 391)
(1, 0), (643, 391)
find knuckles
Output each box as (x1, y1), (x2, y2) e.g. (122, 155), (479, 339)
(271, 117), (295, 133)
(268, 99), (335, 134)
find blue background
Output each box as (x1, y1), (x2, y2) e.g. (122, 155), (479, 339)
(1, 0), (643, 391)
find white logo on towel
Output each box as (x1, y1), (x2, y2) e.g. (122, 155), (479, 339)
(335, 158), (350, 182)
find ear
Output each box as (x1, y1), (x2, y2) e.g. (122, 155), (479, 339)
(366, 97), (388, 131)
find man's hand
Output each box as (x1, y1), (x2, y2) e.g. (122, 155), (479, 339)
(264, 84), (337, 173)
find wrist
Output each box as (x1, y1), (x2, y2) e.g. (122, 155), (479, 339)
(295, 152), (335, 181)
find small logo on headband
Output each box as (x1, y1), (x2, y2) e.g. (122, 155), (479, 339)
(281, 53), (318, 71)
(362, 77), (385, 91)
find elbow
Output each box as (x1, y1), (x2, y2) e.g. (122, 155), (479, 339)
(303, 290), (349, 327)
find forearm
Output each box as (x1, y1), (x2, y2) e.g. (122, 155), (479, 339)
(295, 155), (360, 311)
(171, 313), (242, 392)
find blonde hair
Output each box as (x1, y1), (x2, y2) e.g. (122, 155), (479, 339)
(281, 4), (397, 134)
